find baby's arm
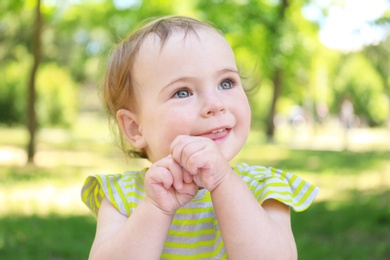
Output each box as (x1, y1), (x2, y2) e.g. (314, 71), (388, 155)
(211, 171), (297, 259)
(89, 197), (174, 260)
(88, 157), (198, 260)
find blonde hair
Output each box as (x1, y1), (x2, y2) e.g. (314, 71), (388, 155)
(103, 15), (219, 158)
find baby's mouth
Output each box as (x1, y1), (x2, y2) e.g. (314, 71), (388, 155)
(199, 128), (230, 142)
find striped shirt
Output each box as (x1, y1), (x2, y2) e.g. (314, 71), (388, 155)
(81, 163), (319, 259)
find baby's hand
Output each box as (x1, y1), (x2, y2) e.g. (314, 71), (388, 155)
(144, 156), (198, 215)
(170, 135), (232, 192)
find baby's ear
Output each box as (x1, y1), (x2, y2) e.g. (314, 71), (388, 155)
(116, 109), (147, 149)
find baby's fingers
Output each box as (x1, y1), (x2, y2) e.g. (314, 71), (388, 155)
(154, 156), (186, 190)
(170, 135), (205, 174)
(148, 165), (174, 190)
(166, 158), (185, 190)
(183, 169), (193, 184)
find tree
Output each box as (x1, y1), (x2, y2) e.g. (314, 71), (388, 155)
(264, 0), (289, 140)
(363, 36), (390, 126)
(333, 53), (387, 126)
(0, 1), (30, 125)
(26, 0), (42, 163)
(305, 0), (390, 126)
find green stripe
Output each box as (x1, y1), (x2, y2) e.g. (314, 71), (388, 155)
(168, 229), (215, 237)
(164, 240), (215, 249)
(292, 180), (306, 197)
(294, 185), (316, 208)
(289, 174), (298, 183)
(114, 177), (130, 215)
(161, 251), (221, 259)
(176, 207), (214, 214)
(125, 191), (144, 200)
(104, 176), (120, 211)
(172, 218), (215, 225)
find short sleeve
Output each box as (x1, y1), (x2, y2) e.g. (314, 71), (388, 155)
(81, 174), (131, 217)
(235, 163), (320, 212)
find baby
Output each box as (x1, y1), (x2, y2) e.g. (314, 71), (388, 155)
(82, 15), (319, 259)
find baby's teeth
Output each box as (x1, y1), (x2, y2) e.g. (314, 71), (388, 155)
(212, 128), (225, 134)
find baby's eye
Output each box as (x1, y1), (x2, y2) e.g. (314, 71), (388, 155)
(219, 79), (234, 90)
(173, 89), (191, 98)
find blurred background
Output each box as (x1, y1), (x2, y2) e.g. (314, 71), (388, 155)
(1, 0), (389, 259)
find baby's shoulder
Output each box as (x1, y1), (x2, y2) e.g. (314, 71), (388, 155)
(234, 162), (320, 212)
(81, 169), (147, 217)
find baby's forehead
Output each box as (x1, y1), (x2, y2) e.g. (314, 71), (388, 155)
(134, 26), (235, 71)
(143, 26), (223, 49)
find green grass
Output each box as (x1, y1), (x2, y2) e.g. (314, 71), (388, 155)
(237, 144), (390, 175)
(1, 124), (390, 259)
(292, 190), (390, 260)
(0, 214), (95, 260)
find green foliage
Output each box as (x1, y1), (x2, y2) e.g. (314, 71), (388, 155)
(0, 58), (31, 125)
(334, 53), (387, 126)
(364, 36), (390, 91)
(0, 1), (35, 125)
(36, 63), (79, 127)
(0, 61), (79, 127)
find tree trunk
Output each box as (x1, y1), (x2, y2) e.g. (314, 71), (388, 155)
(265, 0), (288, 141)
(266, 68), (282, 140)
(27, 0), (42, 163)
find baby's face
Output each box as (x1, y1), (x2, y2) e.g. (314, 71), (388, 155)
(132, 28), (251, 162)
